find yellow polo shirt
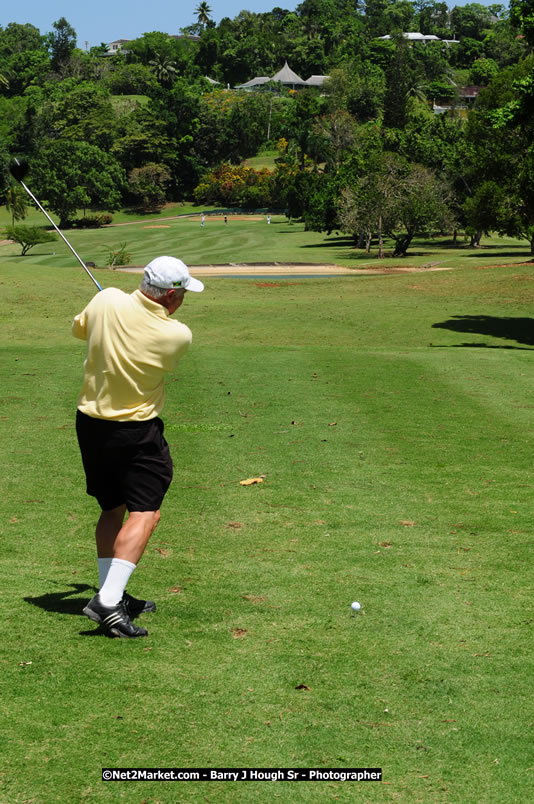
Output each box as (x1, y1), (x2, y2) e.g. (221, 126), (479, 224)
(72, 288), (192, 421)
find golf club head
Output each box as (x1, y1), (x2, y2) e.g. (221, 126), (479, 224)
(9, 157), (30, 183)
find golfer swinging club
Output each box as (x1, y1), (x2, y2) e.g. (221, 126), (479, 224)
(73, 256), (204, 638)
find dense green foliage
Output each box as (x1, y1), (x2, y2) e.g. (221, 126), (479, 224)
(0, 1), (533, 251)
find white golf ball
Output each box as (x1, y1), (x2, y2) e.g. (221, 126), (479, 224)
(351, 601), (361, 611)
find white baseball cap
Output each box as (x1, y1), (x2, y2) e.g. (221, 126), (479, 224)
(144, 256), (204, 292)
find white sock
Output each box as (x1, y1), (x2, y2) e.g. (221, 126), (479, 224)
(98, 558), (136, 607)
(97, 557), (113, 588)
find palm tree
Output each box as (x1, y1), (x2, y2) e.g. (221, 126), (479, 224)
(406, 81), (428, 102)
(6, 185), (28, 226)
(148, 53), (177, 87)
(196, 2), (212, 30)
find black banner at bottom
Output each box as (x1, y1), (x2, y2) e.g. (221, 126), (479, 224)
(102, 768), (382, 782)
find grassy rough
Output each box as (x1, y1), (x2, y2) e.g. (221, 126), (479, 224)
(0, 260), (533, 803)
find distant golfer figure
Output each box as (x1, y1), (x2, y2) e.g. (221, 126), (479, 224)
(73, 256), (204, 638)
(224, 215), (228, 224)
(201, 214), (205, 226)
(267, 215), (271, 224)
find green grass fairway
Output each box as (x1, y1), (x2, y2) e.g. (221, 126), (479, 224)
(1, 207), (532, 272)
(1, 260), (533, 803)
(243, 148), (278, 169)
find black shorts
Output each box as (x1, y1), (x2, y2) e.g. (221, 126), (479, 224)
(76, 410), (173, 512)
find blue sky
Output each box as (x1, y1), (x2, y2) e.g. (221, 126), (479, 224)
(1, 1), (504, 50)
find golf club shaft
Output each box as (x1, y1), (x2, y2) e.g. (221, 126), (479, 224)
(20, 179), (103, 292)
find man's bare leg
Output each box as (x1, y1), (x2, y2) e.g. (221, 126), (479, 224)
(95, 505), (160, 563)
(96, 504), (127, 558)
(84, 507), (160, 637)
(96, 508), (160, 605)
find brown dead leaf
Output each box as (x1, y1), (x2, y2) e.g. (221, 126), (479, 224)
(240, 477), (264, 486)
(241, 595), (266, 603)
(378, 542), (393, 548)
(400, 520), (416, 527)
(155, 548), (169, 557)
(9, 517), (18, 524)
(169, 586), (182, 594)
(295, 683), (311, 691)
(227, 521), (243, 529)
(232, 628), (248, 639)
(328, 422), (337, 427)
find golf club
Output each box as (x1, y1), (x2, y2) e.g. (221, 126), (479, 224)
(9, 157), (103, 292)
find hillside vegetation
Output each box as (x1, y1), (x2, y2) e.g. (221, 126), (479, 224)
(1, 2), (533, 255)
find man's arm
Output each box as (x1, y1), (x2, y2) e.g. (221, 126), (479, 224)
(72, 309), (88, 340)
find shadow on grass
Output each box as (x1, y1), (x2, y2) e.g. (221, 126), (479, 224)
(431, 342), (533, 350)
(122, 207), (164, 217)
(464, 250), (531, 259)
(432, 315), (534, 348)
(24, 583), (146, 637)
(25, 583), (95, 616)
(300, 237), (357, 248)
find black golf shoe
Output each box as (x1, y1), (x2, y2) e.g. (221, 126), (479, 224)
(123, 591), (157, 618)
(83, 594), (148, 638)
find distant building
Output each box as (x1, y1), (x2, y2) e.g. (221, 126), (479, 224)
(379, 32), (459, 45)
(305, 75), (330, 87)
(105, 39), (131, 56)
(458, 86), (480, 104)
(236, 61), (330, 91)
(433, 85), (481, 117)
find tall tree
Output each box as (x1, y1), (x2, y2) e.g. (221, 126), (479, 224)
(383, 34), (421, 129)
(0, 22), (43, 58)
(149, 53), (177, 87)
(48, 17), (77, 72)
(196, 3), (212, 30)
(465, 56), (534, 252)
(5, 184), (28, 225)
(30, 140), (125, 227)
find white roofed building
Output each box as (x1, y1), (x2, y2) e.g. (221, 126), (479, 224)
(305, 75), (330, 87)
(236, 62), (329, 91)
(105, 39), (131, 56)
(379, 32), (458, 45)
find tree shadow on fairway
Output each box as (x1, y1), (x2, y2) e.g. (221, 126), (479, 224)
(25, 582), (95, 616)
(432, 315), (534, 348)
(464, 250), (530, 259)
(300, 236), (355, 248)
